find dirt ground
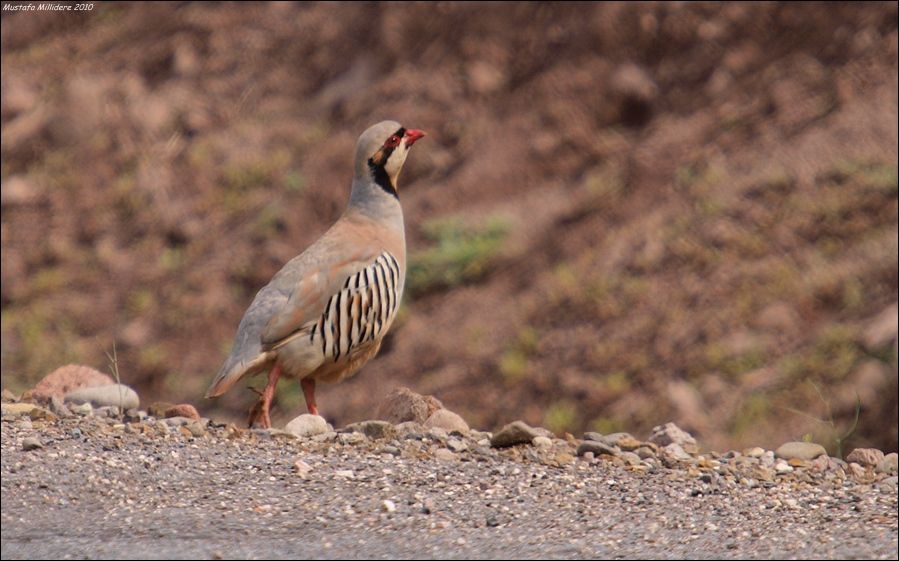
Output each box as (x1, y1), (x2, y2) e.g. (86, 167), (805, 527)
(2, 412), (897, 560)
(1, 2), (897, 452)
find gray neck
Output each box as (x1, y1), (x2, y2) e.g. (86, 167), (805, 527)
(347, 176), (405, 226)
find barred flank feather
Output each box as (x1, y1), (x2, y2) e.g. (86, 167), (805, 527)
(310, 252), (402, 363)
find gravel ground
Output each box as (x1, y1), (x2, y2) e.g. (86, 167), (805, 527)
(2, 411), (897, 560)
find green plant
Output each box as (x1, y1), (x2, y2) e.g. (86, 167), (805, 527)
(498, 327), (539, 382)
(544, 400), (579, 434)
(784, 381), (861, 458)
(103, 340), (124, 421)
(407, 216), (509, 296)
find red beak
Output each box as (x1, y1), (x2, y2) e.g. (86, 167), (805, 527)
(404, 129), (426, 146)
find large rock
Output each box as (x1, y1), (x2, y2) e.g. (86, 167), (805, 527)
(846, 448), (885, 468)
(30, 365), (114, 402)
(490, 421), (540, 448)
(775, 441), (827, 461)
(424, 409), (470, 434)
(648, 422), (698, 455)
(64, 384), (139, 410)
(377, 387), (443, 424)
(285, 414), (331, 438)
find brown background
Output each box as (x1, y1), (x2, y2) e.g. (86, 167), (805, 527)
(2, 1), (897, 453)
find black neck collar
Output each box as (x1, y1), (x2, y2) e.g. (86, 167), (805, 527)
(368, 158), (398, 199)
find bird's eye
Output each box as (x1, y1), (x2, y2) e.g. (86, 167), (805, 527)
(386, 135), (400, 148)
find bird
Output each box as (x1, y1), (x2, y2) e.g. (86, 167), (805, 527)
(204, 120), (426, 428)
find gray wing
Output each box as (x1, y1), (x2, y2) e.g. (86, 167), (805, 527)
(204, 282), (286, 398)
(204, 236), (377, 398)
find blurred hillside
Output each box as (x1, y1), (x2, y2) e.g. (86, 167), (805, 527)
(2, 1), (897, 453)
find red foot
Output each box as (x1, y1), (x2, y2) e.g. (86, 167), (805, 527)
(302, 378), (318, 416)
(246, 364), (282, 428)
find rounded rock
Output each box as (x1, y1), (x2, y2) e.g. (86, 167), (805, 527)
(64, 384), (139, 410)
(22, 437), (43, 451)
(648, 423), (698, 455)
(490, 421), (540, 448)
(424, 409), (470, 434)
(775, 442), (827, 461)
(845, 448), (885, 468)
(164, 404), (201, 421)
(30, 364), (114, 402)
(577, 440), (619, 457)
(876, 452), (898, 475)
(285, 414), (331, 438)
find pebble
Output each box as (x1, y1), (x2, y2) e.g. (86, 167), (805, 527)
(434, 448), (458, 462)
(338, 432), (367, 445)
(285, 414), (331, 438)
(64, 384), (139, 410)
(427, 427), (449, 440)
(744, 447), (766, 458)
(379, 445), (401, 456)
(252, 428), (297, 440)
(1, 388), (18, 402)
(661, 443), (692, 461)
(424, 409), (470, 434)
(293, 459), (313, 478)
(164, 404), (201, 420)
(774, 460), (794, 474)
(576, 440), (618, 457)
(775, 442), (827, 461)
(876, 453), (898, 475)
(124, 408), (147, 422)
(162, 416), (195, 427)
(447, 438), (468, 452)
(185, 421), (207, 437)
(95, 406), (121, 418)
(382, 500), (397, 513)
(48, 395), (72, 418)
(335, 469), (355, 479)
(620, 451), (642, 466)
(847, 462), (866, 479)
(532, 436), (553, 449)
(845, 448), (885, 468)
(635, 446), (657, 459)
(2, 403), (37, 416)
(344, 420), (394, 440)
(22, 437), (43, 451)
(394, 421), (426, 438)
(648, 423), (698, 455)
(70, 402), (93, 416)
(879, 476), (898, 489)
(596, 432), (642, 451)
(147, 402), (175, 418)
(312, 431), (338, 443)
(490, 421), (541, 448)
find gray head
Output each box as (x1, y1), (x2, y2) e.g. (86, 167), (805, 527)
(353, 120), (426, 197)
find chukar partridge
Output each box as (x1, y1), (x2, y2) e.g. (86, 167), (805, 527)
(205, 120), (426, 428)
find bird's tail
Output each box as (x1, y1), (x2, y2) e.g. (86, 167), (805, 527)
(204, 353), (274, 398)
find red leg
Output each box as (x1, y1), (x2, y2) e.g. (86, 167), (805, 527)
(301, 377), (318, 416)
(247, 363), (282, 428)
